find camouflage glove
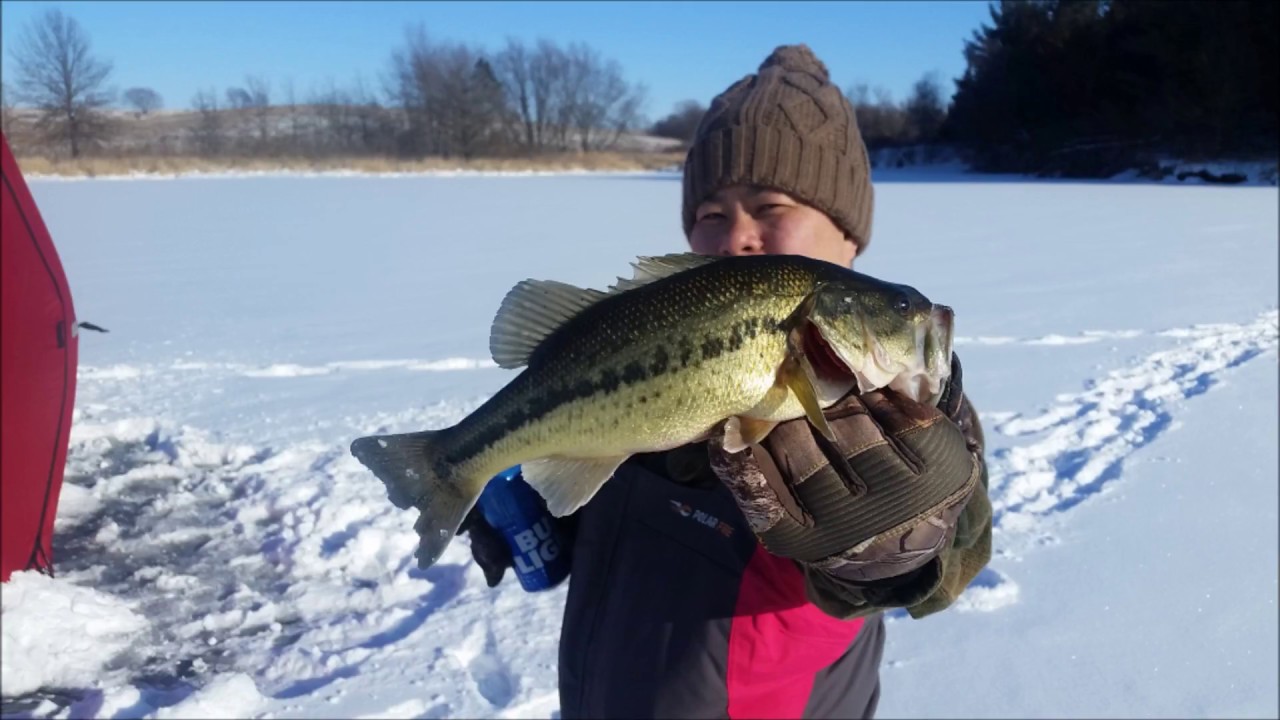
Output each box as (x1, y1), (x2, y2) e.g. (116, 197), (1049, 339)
(708, 353), (985, 614)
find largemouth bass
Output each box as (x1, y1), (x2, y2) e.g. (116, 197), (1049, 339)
(351, 253), (954, 568)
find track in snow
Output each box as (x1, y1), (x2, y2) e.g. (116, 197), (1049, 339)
(987, 309), (1278, 557)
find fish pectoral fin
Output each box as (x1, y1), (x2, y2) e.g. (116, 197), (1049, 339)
(780, 351), (866, 490)
(522, 455), (630, 517)
(722, 415), (780, 454)
(490, 279), (609, 369)
(777, 288), (837, 441)
(609, 253), (720, 293)
(782, 333), (839, 444)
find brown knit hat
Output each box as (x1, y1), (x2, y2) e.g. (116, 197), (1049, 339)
(682, 44), (874, 255)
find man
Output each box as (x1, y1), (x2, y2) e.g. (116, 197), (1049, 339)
(463, 44), (991, 718)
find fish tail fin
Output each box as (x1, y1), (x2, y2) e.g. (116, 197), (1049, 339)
(350, 430), (478, 569)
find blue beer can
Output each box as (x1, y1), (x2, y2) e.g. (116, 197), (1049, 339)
(476, 466), (571, 592)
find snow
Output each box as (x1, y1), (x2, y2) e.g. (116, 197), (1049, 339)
(1, 166), (1276, 719)
(880, 354), (1279, 719)
(151, 674), (267, 720)
(1, 573), (147, 698)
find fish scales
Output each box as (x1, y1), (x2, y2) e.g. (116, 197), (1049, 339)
(440, 260), (826, 486)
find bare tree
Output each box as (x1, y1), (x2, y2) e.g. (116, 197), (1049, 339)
(282, 77), (302, 153)
(846, 82), (908, 148)
(494, 38), (534, 149)
(191, 88), (224, 156)
(905, 71), (948, 144)
(449, 53), (509, 158)
(529, 39), (564, 150)
(495, 37), (562, 152)
(348, 74), (396, 155)
(556, 43), (645, 151)
(651, 100), (707, 143)
(549, 45), (581, 149)
(1, 81), (17, 139)
(311, 79), (356, 153)
(494, 38), (644, 153)
(306, 76), (394, 156)
(9, 8), (114, 157)
(224, 87), (251, 109)
(244, 75), (272, 143)
(222, 75), (272, 149)
(846, 83), (872, 110)
(123, 87), (162, 117)
(224, 75), (271, 147)
(389, 26), (436, 155)
(389, 27), (507, 158)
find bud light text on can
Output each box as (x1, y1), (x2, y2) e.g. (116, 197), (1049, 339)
(476, 466), (571, 592)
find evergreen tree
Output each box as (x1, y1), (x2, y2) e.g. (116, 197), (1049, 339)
(946, 0), (1278, 174)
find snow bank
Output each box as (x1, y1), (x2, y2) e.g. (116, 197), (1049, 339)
(152, 672), (267, 719)
(0, 571), (147, 696)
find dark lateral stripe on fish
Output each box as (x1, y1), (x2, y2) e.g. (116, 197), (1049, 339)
(442, 315), (780, 466)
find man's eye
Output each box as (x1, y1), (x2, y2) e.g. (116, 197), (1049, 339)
(697, 211), (725, 222)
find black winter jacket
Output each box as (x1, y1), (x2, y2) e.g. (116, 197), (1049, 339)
(558, 453), (885, 719)
(555, 395), (992, 718)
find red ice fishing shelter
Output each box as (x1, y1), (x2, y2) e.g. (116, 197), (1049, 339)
(1, 132), (78, 582)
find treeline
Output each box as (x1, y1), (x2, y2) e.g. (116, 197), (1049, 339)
(649, 73), (952, 151)
(6, 3), (1276, 174)
(943, 0), (1279, 175)
(2, 10), (650, 160)
(649, 0), (1279, 175)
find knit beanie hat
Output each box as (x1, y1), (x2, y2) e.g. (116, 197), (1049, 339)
(682, 44), (874, 255)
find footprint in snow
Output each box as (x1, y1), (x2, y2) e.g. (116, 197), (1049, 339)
(470, 651), (518, 709)
(459, 625), (519, 709)
(986, 310), (1277, 555)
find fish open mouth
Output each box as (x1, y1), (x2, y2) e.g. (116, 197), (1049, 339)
(802, 322), (860, 389)
(806, 305), (955, 406)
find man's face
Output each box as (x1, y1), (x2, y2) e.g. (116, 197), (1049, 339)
(688, 185), (858, 267)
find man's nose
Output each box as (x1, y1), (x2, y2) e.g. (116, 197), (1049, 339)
(720, 211), (763, 256)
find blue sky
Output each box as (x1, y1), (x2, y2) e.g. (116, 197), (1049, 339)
(1, 1), (994, 118)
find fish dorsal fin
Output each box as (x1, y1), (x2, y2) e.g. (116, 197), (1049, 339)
(490, 279), (609, 369)
(609, 253), (719, 293)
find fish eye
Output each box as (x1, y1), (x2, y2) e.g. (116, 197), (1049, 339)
(893, 295), (912, 316)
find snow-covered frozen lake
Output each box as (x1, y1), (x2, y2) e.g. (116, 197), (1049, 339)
(2, 169), (1277, 719)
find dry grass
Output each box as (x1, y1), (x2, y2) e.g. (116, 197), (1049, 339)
(14, 151), (685, 178)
